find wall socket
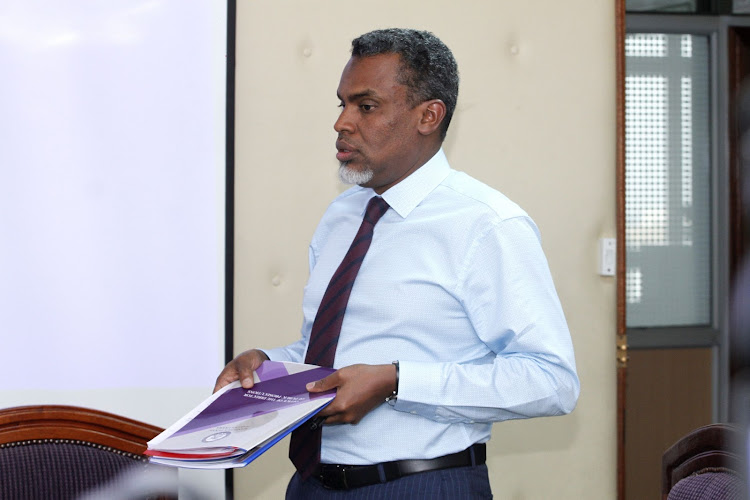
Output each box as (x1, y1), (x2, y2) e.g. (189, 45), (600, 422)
(598, 238), (616, 276)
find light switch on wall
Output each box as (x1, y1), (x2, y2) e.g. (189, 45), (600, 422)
(599, 238), (616, 276)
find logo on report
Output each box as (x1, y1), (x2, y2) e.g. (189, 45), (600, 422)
(202, 431), (231, 443)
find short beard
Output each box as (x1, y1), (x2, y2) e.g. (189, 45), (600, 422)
(338, 162), (374, 186)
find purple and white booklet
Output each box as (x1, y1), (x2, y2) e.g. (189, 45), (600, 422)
(146, 361), (335, 469)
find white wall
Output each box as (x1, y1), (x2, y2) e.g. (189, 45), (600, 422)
(233, 2), (617, 498)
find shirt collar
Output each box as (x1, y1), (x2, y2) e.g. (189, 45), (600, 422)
(379, 148), (450, 219)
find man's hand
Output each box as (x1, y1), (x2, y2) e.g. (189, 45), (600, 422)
(307, 363), (397, 425)
(213, 349), (270, 393)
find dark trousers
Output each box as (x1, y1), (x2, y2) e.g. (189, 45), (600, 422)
(285, 464), (493, 499)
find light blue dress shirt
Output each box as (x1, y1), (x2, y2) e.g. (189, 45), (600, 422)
(264, 149), (580, 465)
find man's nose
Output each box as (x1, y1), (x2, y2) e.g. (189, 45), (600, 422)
(334, 106), (354, 133)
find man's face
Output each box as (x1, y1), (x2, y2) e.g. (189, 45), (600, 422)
(334, 54), (425, 194)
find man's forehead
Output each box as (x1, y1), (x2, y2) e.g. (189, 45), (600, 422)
(337, 54), (405, 99)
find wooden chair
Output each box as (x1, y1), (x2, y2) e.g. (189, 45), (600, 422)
(662, 423), (747, 500)
(0, 405), (177, 500)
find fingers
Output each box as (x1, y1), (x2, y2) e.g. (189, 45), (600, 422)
(212, 349), (269, 393)
(306, 372), (339, 393)
(312, 364), (396, 425)
(237, 360), (257, 389)
(307, 372), (342, 422)
(212, 369), (239, 393)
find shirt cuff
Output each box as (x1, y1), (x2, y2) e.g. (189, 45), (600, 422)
(390, 360), (443, 419)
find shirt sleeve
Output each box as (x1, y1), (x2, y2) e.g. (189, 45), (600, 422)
(261, 340), (306, 363)
(393, 216), (580, 423)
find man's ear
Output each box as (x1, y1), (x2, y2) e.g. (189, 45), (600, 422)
(417, 99), (447, 136)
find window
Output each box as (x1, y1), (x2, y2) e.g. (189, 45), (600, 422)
(625, 33), (712, 328)
(626, 0), (699, 13)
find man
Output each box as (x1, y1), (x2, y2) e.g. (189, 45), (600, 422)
(215, 28), (579, 498)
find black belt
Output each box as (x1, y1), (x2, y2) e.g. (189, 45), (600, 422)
(313, 443), (486, 490)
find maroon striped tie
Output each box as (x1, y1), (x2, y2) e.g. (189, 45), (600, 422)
(289, 196), (390, 479)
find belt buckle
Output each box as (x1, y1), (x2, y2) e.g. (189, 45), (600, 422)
(319, 464), (349, 490)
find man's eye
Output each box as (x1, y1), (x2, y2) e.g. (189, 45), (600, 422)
(360, 104), (374, 111)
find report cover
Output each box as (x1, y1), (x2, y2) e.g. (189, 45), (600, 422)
(145, 361), (335, 469)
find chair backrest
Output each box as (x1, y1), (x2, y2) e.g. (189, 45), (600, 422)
(662, 422), (747, 500)
(0, 405), (176, 500)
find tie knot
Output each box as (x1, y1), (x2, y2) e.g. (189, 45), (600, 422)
(364, 196), (390, 225)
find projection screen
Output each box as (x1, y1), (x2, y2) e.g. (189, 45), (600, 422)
(0, 0), (228, 436)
